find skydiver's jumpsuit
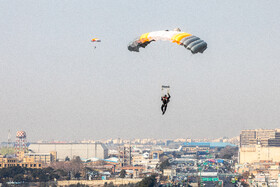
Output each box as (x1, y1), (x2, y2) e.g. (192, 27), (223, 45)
(161, 93), (171, 115)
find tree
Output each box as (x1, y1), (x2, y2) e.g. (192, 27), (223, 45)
(158, 159), (170, 172)
(56, 169), (68, 180)
(38, 172), (49, 182)
(0, 166), (25, 181)
(69, 184), (89, 187)
(138, 174), (157, 187)
(104, 182), (114, 187)
(51, 156), (83, 179)
(72, 156), (82, 163)
(74, 172), (81, 179)
(13, 174), (24, 182)
(217, 146), (238, 159)
(172, 151), (182, 158)
(241, 181), (250, 187)
(120, 169), (126, 178)
(0, 167), (66, 183)
(242, 171), (250, 179)
(249, 173), (255, 179)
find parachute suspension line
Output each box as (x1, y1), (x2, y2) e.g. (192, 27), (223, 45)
(92, 46), (97, 53)
(162, 85), (170, 96)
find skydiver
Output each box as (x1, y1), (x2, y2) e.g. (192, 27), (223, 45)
(161, 93), (171, 115)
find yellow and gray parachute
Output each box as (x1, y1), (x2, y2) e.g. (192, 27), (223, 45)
(128, 29), (207, 54)
(91, 38), (101, 42)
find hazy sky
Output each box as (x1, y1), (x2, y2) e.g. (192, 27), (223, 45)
(1, 0), (280, 142)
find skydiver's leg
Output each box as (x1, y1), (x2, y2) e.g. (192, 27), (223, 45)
(161, 104), (164, 113)
(162, 104), (167, 115)
(164, 104), (168, 114)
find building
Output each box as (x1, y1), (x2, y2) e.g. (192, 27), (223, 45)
(0, 157), (43, 169)
(240, 129), (280, 147)
(239, 129), (280, 164)
(20, 151), (57, 164)
(239, 144), (280, 164)
(29, 143), (108, 161)
(163, 169), (176, 177)
(150, 150), (162, 159)
(132, 154), (160, 170)
(182, 142), (236, 153)
(118, 145), (132, 167)
(235, 161), (280, 186)
(120, 166), (145, 178)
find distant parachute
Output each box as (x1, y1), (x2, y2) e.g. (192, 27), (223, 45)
(128, 29), (207, 54)
(91, 38), (101, 42)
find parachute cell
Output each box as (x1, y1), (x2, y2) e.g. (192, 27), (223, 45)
(128, 29), (207, 54)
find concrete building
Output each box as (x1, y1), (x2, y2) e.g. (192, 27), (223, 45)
(23, 151), (57, 164)
(163, 169), (176, 177)
(132, 154), (160, 170)
(239, 144), (280, 164)
(0, 157), (43, 169)
(182, 142), (236, 154)
(240, 129), (280, 147)
(29, 143), (108, 161)
(239, 129), (280, 164)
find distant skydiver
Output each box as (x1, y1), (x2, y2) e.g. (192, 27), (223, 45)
(161, 93), (171, 115)
(91, 38), (101, 51)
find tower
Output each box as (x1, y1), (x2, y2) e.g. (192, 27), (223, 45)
(118, 144), (132, 167)
(7, 129), (11, 148)
(15, 131), (27, 153)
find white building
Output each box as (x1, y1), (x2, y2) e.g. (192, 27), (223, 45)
(29, 143), (108, 161)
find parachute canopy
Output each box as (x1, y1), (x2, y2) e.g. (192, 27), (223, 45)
(128, 29), (207, 54)
(91, 38), (101, 42)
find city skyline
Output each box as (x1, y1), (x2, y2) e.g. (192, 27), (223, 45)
(0, 129), (239, 144)
(1, 1), (280, 141)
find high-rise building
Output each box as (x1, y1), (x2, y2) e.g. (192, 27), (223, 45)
(240, 129), (280, 147)
(118, 145), (132, 167)
(240, 130), (256, 147)
(239, 129), (280, 164)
